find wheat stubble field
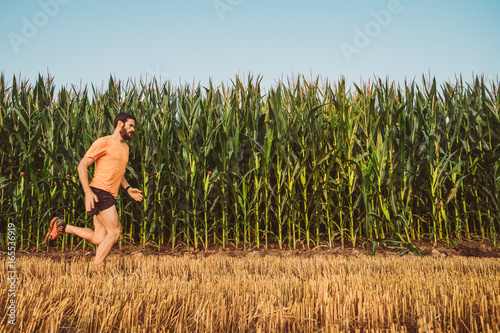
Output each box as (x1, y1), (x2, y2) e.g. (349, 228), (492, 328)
(2, 250), (500, 333)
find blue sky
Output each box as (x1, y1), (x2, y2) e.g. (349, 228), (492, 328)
(1, 0), (499, 89)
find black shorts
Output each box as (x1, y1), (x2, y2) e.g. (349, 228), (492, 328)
(87, 187), (117, 216)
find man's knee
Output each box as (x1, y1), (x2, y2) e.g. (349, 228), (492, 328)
(92, 235), (105, 245)
(109, 228), (121, 242)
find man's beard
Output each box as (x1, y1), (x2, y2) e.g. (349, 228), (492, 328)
(120, 127), (132, 140)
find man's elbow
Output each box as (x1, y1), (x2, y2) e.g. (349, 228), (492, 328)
(77, 161), (86, 172)
(78, 157), (92, 172)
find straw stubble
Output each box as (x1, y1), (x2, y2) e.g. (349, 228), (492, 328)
(1, 254), (499, 332)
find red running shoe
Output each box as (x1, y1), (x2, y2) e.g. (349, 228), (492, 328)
(44, 217), (66, 244)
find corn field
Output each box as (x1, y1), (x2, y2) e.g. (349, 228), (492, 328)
(2, 254), (500, 332)
(1, 73), (499, 250)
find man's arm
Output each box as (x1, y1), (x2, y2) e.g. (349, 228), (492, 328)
(78, 156), (99, 211)
(121, 177), (143, 202)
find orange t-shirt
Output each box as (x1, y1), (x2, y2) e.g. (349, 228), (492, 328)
(85, 136), (129, 198)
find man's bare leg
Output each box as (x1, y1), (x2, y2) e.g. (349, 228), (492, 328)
(93, 206), (121, 265)
(65, 215), (107, 245)
(65, 207), (120, 265)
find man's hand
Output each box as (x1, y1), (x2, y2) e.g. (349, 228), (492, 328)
(85, 191), (99, 212)
(127, 188), (143, 202)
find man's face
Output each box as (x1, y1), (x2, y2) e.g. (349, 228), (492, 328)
(120, 119), (136, 140)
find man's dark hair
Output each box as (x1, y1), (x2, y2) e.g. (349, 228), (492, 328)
(113, 112), (136, 128)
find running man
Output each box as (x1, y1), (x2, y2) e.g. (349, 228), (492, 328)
(45, 112), (143, 265)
